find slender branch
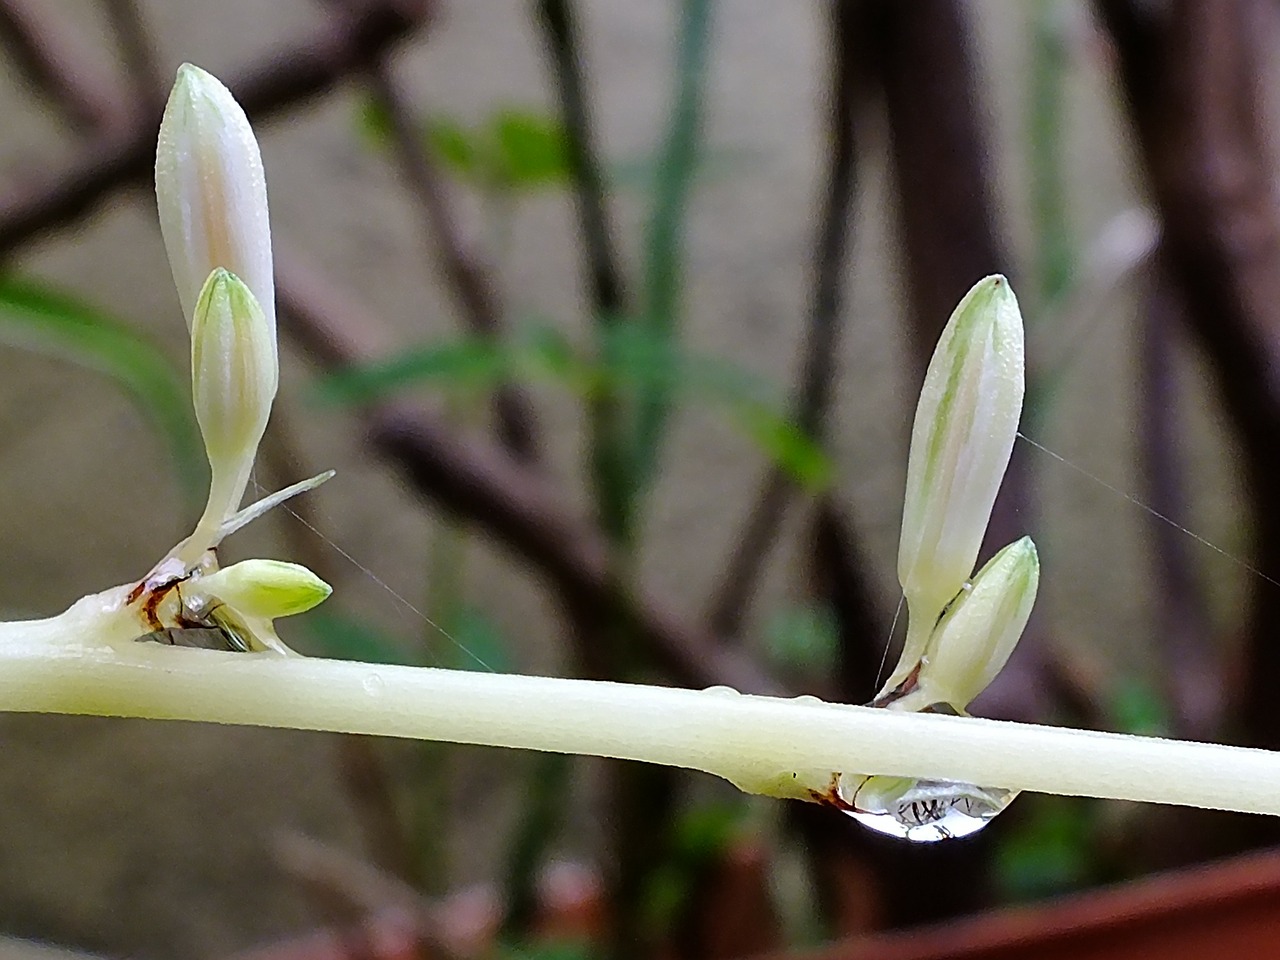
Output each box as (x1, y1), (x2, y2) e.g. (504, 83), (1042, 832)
(631, 0), (713, 489)
(535, 0), (634, 554)
(866, 0), (1007, 363)
(707, 0), (861, 637)
(362, 60), (540, 462)
(0, 636), (1278, 816)
(1138, 265), (1221, 737)
(102, 0), (166, 113)
(274, 254), (780, 695)
(0, 0), (432, 258)
(810, 498), (886, 704)
(535, 0), (626, 317)
(0, 0), (128, 133)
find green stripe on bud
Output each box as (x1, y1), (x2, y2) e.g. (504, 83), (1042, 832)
(911, 536), (1039, 712)
(192, 559), (332, 620)
(185, 268), (278, 558)
(887, 275), (1025, 692)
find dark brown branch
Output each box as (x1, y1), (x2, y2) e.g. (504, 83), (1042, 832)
(535, 0), (626, 317)
(866, 0), (1007, 363)
(275, 253), (782, 696)
(0, 0), (129, 133)
(362, 60), (540, 462)
(1096, 0), (1280, 748)
(1138, 264), (1222, 738)
(706, 0), (862, 637)
(102, 0), (166, 114)
(0, 0), (432, 258)
(810, 497), (886, 702)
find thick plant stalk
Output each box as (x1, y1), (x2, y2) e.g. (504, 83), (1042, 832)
(0, 606), (1278, 816)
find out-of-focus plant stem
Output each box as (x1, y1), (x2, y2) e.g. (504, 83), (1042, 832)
(1029, 0), (1075, 313)
(630, 0), (713, 506)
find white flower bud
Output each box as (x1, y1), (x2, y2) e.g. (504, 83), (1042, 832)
(886, 275), (1025, 691)
(913, 536), (1039, 711)
(186, 268), (277, 555)
(156, 63), (274, 358)
(188, 559), (332, 621)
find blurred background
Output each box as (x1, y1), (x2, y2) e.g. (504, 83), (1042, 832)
(0, 0), (1278, 957)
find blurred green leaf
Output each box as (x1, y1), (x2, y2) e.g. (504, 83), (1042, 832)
(643, 802), (747, 934)
(0, 276), (203, 495)
(994, 795), (1094, 901)
(355, 97), (395, 149)
(316, 325), (833, 490)
(671, 801), (744, 861)
(1108, 677), (1172, 737)
(425, 118), (480, 179)
(440, 604), (512, 673)
(763, 603), (839, 674)
(355, 98), (567, 193)
(729, 406), (833, 492)
(316, 338), (511, 404)
(498, 940), (598, 960)
(304, 608), (421, 665)
(492, 109), (570, 187)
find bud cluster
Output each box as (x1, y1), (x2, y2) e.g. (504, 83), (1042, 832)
(141, 64), (331, 652)
(880, 275), (1038, 714)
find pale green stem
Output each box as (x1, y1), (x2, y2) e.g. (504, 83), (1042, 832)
(1, 598), (1280, 816)
(180, 458), (249, 566)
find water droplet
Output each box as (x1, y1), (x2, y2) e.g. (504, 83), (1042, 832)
(791, 694), (824, 705)
(841, 774), (1017, 843)
(701, 685), (740, 697)
(362, 673), (385, 696)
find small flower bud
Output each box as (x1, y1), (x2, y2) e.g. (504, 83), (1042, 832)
(192, 268), (277, 465)
(887, 275), (1025, 691)
(913, 536), (1039, 711)
(156, 63), (274, 356)
(189, 559), (332, 620)
(185, 268), (277, 556)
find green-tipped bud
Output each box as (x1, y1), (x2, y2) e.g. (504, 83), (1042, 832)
(913, 536), (1039, 711)
(192, 268), (277, 466)
(887, 275), (1025, 690)
(156, 63), (274, 355)
(185, 269), (277, 556)
(191, 559), (332, 620)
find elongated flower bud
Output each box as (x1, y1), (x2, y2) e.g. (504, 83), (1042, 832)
(156, 63), (274, 357)
(187, 559), (332, 621)
(185, 268), (277, 557)
(912, 536), (1039, 711)
(886, 275), (1025, 691)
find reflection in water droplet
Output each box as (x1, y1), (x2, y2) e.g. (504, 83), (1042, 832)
(701, 685), (740, 697)
(841, 774), (1016, 843)
(362, 673), (385, 696)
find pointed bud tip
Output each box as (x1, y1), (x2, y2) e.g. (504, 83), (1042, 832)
(171, 62), (223, 98)
(193, 268), (261, 333)
(914, 535), (1040, 710)
(957, 274), (1019, 328)
(197, 559), (332, 620)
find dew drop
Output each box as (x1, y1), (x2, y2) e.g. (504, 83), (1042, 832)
(841, 774), (1016, 843)
(362, 672), (385, 696)
(701, 685), (740, 697)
